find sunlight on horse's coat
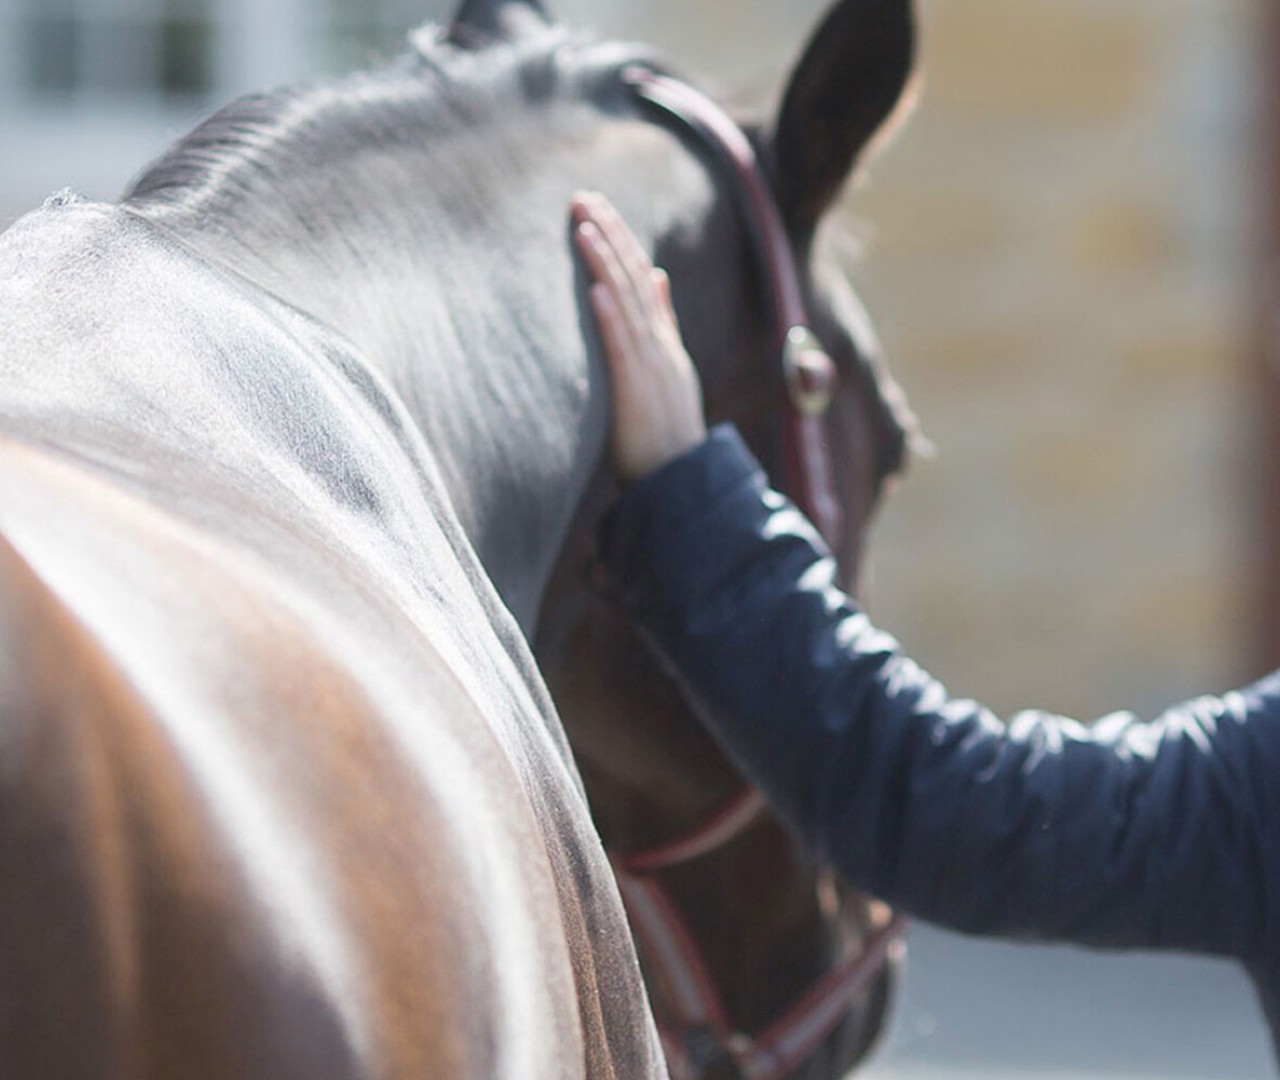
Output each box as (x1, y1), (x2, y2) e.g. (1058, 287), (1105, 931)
(0, 1), (918, 1077)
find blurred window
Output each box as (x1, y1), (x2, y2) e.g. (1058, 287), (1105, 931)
(18, 0), (213, 104)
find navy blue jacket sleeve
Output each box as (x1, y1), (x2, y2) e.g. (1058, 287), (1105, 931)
(599, 425), (1280, 962)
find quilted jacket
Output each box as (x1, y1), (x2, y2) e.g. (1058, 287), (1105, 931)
(600, 425), (1280, 1063)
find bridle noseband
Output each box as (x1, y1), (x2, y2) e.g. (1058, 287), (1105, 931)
(611, 65), (908, 1080)
(612, 788), (904, 1080)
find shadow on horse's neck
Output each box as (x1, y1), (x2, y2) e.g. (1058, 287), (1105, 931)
(124, 45), (717, 633)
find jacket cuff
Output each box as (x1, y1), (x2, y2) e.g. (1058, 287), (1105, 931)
(598, 424), (765, 597)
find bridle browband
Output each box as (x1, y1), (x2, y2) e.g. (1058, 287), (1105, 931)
(611, 65), (908, 1080)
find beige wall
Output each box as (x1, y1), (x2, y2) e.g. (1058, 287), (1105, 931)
(843, 0), (1265, 720)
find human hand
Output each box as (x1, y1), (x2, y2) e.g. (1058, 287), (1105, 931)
(571, 191), (707, 482)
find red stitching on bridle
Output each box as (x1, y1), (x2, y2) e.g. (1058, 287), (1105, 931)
(612, 64), (908, 1080)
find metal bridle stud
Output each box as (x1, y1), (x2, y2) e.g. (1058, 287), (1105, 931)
(782, 325), (837, 417)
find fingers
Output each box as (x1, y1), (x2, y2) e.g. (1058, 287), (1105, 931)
(572, 191), (687, 374)
(577, 223), (644, 373)
(570, 191), (708, 480)
(649, 268), (683, 350)
(574, 219), (630, 314)
(583, 197), (655, 309)
(572, 192), (665, 328)
(587, 280), (637, 386)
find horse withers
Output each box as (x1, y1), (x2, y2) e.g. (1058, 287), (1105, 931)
(0, 1), (918, 1077)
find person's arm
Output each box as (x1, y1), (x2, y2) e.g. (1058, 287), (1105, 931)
(601, 423), (1278, 956)
(572, 191), (1280, 960)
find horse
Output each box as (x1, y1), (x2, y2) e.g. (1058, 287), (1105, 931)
(0, 0), (918, 1077)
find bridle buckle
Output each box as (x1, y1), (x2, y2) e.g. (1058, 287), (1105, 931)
(783, 325), (836, 417)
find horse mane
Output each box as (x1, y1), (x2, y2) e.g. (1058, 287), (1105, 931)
(124, 22), (643, 219)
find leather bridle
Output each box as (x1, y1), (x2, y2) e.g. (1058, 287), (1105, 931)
(612, 788), (904, 1080)
(610, 66), (908, 1080)
(623, 65), (843, 546)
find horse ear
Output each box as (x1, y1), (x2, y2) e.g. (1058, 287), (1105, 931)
(449, 0), (553, 45)
(767, 0), (918, 243)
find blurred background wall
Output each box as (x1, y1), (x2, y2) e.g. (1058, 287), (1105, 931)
(856, 0), (1267, 726)
(1, 0), (1274, 1074)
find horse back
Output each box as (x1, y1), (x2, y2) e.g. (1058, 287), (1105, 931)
(0, 203), (663, 1079)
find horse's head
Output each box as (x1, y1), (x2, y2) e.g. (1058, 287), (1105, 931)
(498, 0), (922, 1076)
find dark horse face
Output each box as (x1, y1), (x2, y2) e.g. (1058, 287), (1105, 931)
(478, 0), (923, 1076)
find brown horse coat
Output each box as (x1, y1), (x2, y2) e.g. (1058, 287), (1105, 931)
(0, 203), (664, 1078)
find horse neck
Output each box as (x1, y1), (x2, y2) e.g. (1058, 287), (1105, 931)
(125, 72), (713, 632)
